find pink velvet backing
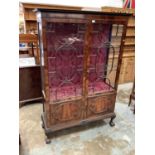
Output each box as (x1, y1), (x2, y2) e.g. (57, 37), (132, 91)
(46, 23), (113, 101)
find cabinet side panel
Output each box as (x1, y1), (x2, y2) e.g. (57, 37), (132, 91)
(37, 13), (51, 127)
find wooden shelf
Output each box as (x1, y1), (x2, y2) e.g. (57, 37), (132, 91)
(126, 34), (135, 37)
(25, 19), (37, 21)
(127, 25), (135, 28)
(109, 51), (135, 59)
(123, 46), (135, 51)
(124, 42), (135, 46)
(19, 46), (39, 50)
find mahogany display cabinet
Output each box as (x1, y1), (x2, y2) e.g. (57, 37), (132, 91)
(36, 9), (129, 143)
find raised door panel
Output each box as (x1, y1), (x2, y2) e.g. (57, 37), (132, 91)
(86, 93), (116, 118)
(50, 99), (84, 125)
(85, 21), (124, 118)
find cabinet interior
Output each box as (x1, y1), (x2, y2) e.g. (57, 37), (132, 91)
(45, 22), (124, 101)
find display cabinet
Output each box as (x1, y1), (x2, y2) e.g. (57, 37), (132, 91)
(36, 9), (129, 143)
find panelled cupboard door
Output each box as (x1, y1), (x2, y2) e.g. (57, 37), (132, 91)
(50, 99), (84, 125)
(85, 20), (125, 118)
(44, 19), (89, 125)
(87, 93), (116, 118)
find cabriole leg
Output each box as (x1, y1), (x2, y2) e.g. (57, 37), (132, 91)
(109, 115), (116, 127)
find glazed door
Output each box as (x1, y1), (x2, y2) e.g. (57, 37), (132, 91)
(86, 20), (126, 118)
(44, 19), (88, 125)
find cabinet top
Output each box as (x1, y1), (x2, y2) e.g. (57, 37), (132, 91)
(34, 8), (132, 17)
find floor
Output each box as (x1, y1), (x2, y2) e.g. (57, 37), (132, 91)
(19, 83), (135, 155)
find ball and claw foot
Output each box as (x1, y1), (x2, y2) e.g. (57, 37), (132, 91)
(109, 115), (116, 127)
(109, 121), (115, 127)
(45, 137), (51, 144)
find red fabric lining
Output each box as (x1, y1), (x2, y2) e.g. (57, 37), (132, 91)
(50, 81), (113, 100)
(46, 23), (112, 101)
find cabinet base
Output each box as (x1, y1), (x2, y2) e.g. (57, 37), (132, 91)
(41, 112), (116, 144)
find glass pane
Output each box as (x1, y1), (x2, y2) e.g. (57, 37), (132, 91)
(88, 23), (124, 95)
(46, 23), (86, 101)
